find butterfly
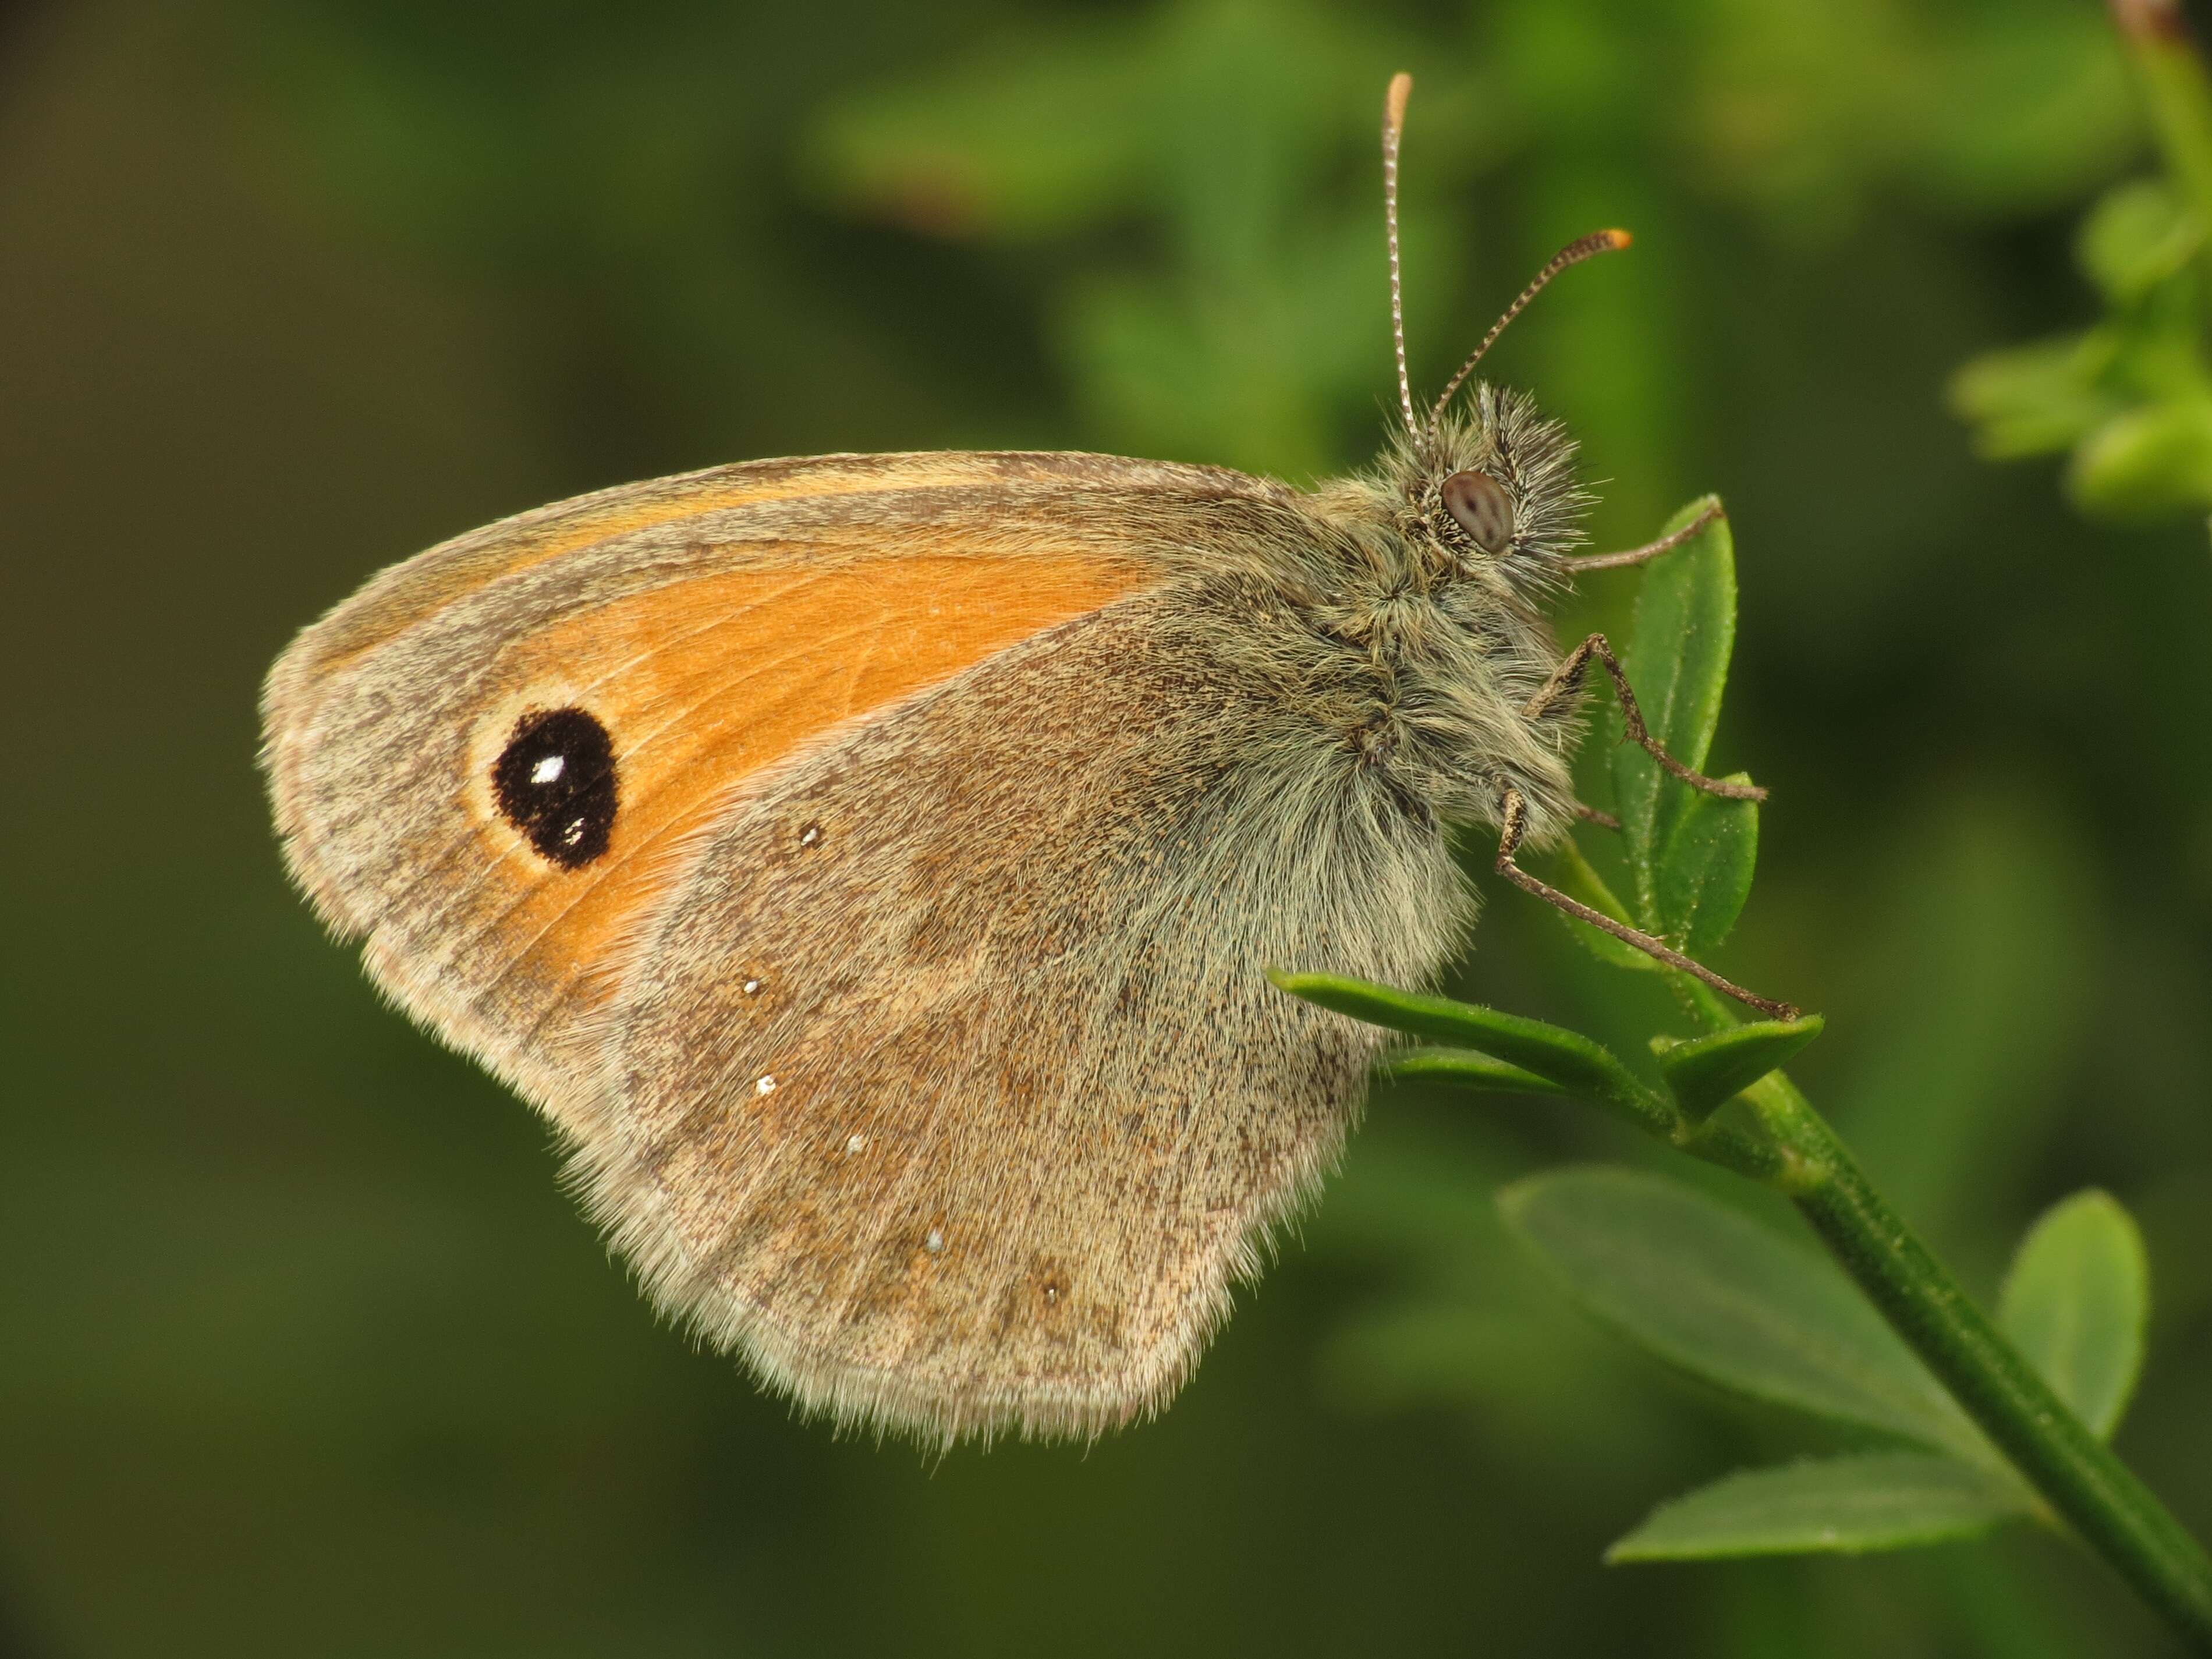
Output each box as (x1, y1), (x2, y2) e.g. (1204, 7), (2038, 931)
(262, 73), (1784, 1445)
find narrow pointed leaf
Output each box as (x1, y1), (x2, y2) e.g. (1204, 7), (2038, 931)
(1998, 1190), (2150, 1440)
(2078, 179), (2199, 304)
(1547, 838), (1660, 973)
(1501, 1167), (1990, 1459)
(1949, 332), (2118, 459)
(1653, 784), (1759, 952)
(1270, 972), (1646, 1105)
(1380, 1048), (1567, 1095)
(2069, 395), (2212, 518)
(1607, 1455), (2029, 1562)
(1612, 497), (1735, 921)
(1657, 1017), (1825, 1123)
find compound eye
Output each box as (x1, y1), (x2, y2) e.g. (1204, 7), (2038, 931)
(1441, 469), (1515, 552)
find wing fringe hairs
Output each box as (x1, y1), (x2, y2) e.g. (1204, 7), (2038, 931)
(263, 436), (1579, 1444)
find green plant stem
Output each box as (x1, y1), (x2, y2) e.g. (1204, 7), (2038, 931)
(1680, 980), (2212, 1650)
(1290, 960), (2212, 1645)
(2112, 0), (2212, 285)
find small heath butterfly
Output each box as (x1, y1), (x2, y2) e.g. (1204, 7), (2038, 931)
(263, 76), (1782, 1444)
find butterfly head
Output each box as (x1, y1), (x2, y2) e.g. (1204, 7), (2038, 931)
(1377, 389), (1593, 593)
(1377, 73), (1622, 592)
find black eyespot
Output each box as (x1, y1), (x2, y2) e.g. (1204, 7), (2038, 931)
(491, 707), (616, 869)
(1441, 468), (1515, 552)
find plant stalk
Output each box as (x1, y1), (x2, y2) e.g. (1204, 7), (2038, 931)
(1680, 981), (2212, 1650)
(1293, 958), (2212, 1645)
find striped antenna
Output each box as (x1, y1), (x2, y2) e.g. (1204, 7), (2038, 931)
(1427, 228), (1632, 428)
(1381, 73), (1417, 441)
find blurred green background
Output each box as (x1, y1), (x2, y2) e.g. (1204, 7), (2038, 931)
(5, 0), (2210, 1653)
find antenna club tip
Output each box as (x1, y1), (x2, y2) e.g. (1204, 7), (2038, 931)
(1385, 73), (1412, 130)
(1603, 228), (1633, 250)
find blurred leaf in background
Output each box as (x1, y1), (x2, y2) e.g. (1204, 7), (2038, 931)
(1951, 0), (2212, 523)
(812, 0), (1412, 476)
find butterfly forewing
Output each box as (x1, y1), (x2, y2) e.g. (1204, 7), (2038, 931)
(263, 452), (1284, 1129)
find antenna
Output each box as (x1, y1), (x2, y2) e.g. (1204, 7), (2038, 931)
(1427, 228), (1632, 428)
(1382, 73), (1417, 441)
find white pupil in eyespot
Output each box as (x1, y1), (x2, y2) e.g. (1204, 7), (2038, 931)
(490, 706), (617, 869)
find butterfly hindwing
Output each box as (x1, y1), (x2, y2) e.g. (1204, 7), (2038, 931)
(591, 587), (1469, 1441)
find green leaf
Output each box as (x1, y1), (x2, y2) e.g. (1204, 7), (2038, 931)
(1501, 1167), (1990, 1460)
(1653, 780), (1759, 952)
(1912, 9), (2138, 215)
(2067, 395), (2212, 519)
(1998, 1191), (2150, 1440)
(1612, 498), (1736, 923)
(1656, 1017), (1825, 1124)
(811, 27), (1154, 238)
(1544, 838), (1659, 973)
(1607, 1454), (2029, 1562)
(1380, 1048), (1567, 1096)
(2078, 179), (2202, 306)
(1270, 973), (1649, 1107)
(1948, 332), (2121, 459)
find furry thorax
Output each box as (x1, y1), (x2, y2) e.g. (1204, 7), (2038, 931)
(1220, 383), (1594, 852)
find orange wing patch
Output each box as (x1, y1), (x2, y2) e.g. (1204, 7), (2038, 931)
(289, 453), (1139, 691)
(457, 552), (1147, 1036)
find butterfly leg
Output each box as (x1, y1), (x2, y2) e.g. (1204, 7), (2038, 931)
(1494, 788), (1800, 1022)
(1525, 633), (1766, 803)
(1560, 501), (1725, 573)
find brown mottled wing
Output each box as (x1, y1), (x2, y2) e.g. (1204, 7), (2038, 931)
(592, 587), (1465, 1443)
(263, 452), (1266, 1140)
